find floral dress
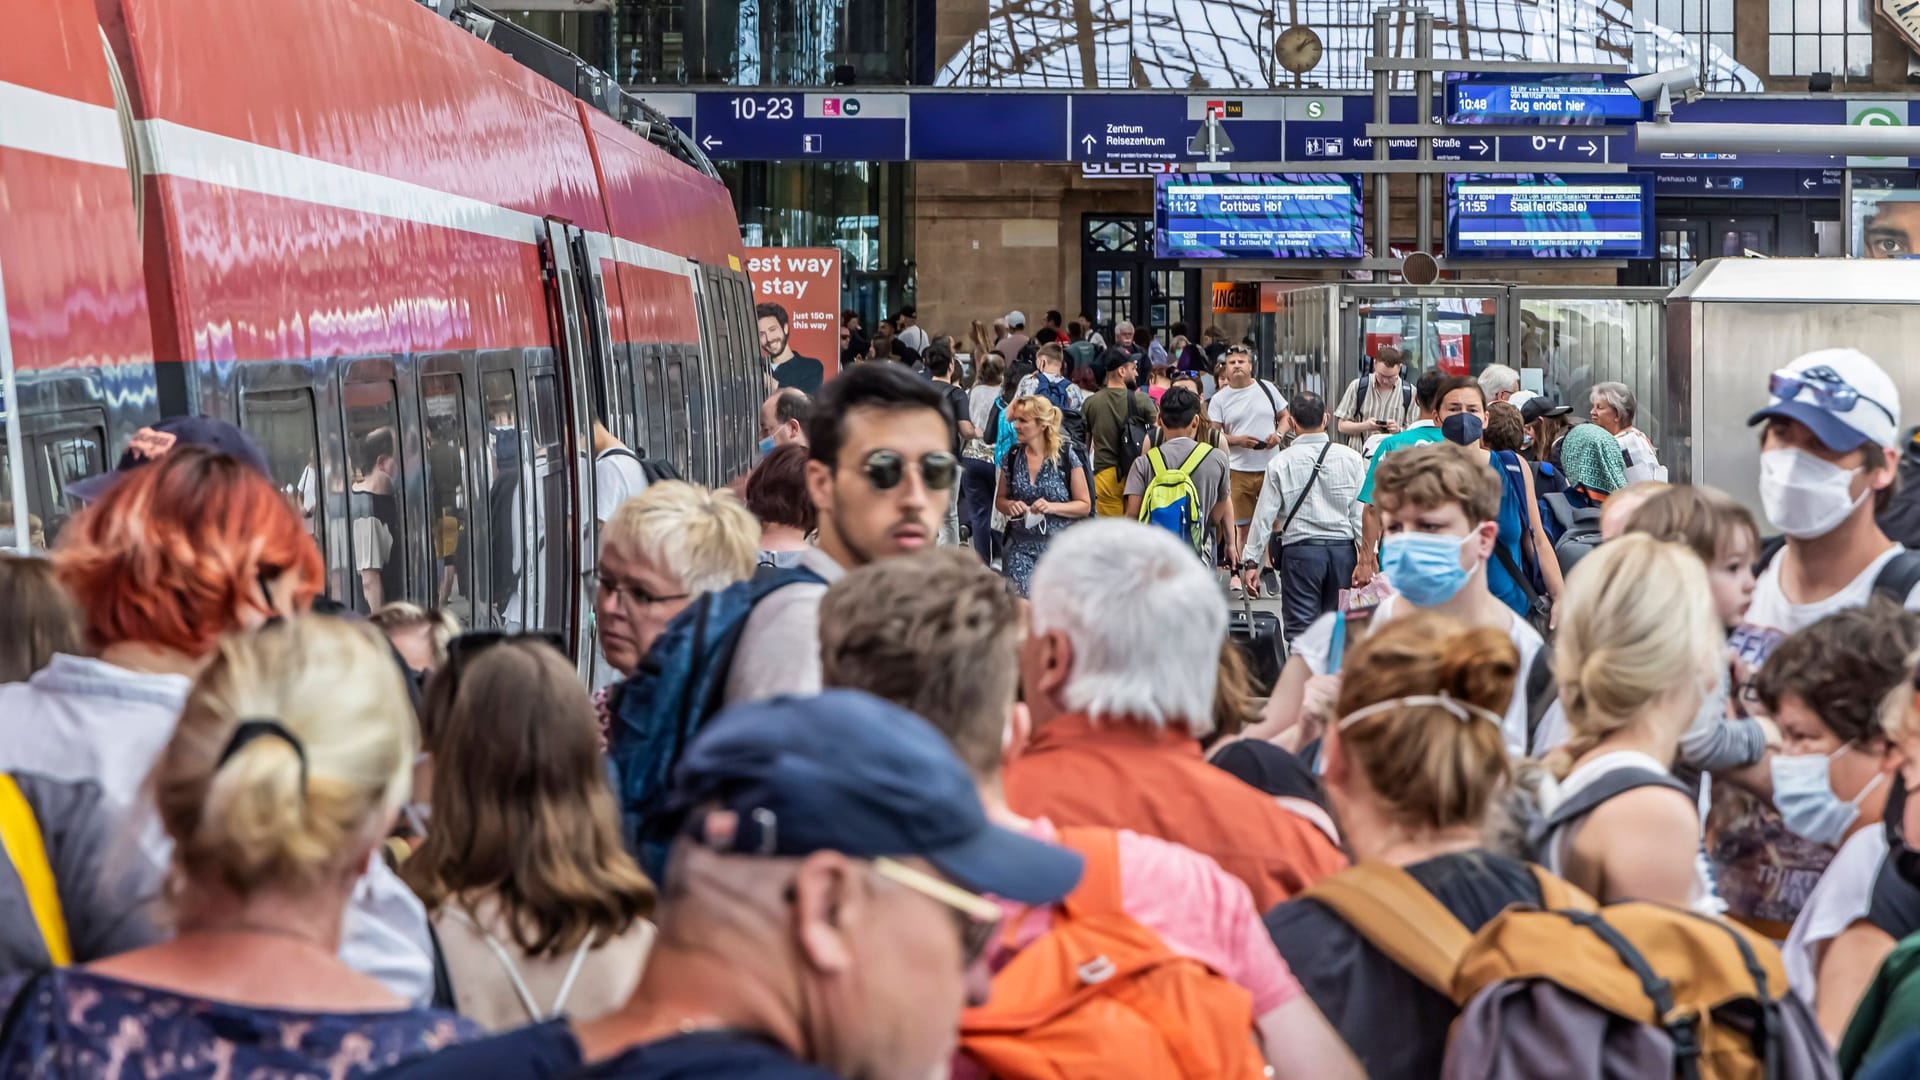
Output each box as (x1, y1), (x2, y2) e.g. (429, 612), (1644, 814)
(0, 968), (478, 1078)
(1000, 446), (1082, 597)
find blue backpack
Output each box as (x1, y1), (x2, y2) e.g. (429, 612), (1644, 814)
(609, 565), (824, 855)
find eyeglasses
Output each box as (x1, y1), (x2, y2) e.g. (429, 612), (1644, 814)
(872, 857), (1002, 966)
(1770, 365), (1897, 426)
(594, 572), (690, 610)
(860, 449), (958, 493)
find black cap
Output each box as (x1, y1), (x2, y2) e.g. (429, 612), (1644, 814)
(1520, 397), (1573, 425)
(67, 416), (273, 503)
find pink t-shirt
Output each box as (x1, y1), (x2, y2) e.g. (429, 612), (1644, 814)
(997, 817), (1300, 1015)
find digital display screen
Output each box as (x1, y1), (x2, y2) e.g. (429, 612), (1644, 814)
(1154, 174), (1363, 259)
(1446, 174), (1655, 259)
(1446, 74), (1645, 126)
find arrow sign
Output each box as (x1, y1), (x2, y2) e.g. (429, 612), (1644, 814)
(702, 135), (721, 150)
(1470, 139), (1489, 154)
(1580, 139), (1598, 157)
(1803, 177), (1817, 190)
(1081, 133), (1097, 153)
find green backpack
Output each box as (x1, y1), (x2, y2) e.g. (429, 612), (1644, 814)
(1136, 444), (1212, 555)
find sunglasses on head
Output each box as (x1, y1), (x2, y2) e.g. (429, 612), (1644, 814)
(860, 449), (958, 492)
(445, 629), (568, 667)
(1770, 365), (1896, 426)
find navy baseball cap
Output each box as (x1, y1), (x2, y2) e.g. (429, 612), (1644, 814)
(67, 416), (273, 503)
(658, 690), (1084, 906)
(1747, 348), (1901, 453)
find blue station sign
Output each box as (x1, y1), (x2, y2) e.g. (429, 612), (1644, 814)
(1445, 74), (1646, 126)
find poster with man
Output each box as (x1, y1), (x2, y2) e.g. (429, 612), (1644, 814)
(746, 247), (841, 395)
(1853, 189), (1920, 259)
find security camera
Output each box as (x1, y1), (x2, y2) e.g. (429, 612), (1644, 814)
(1627, 67), (1700, 102)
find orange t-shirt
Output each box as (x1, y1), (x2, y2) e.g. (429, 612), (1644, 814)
(1005, 714), (1348, 911)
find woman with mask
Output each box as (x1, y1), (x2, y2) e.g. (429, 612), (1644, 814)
(1745, 349), (1920, 641)
(1256, 441), (1564, 760)
(1754, 608), (1920, 1043)
(1839, 730), (1920, 1076)
(1431, 377), (1564, 624)
(1537, 535), (1727, 908)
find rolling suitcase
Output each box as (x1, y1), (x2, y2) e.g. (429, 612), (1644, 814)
(1228, 596), (1285, 695)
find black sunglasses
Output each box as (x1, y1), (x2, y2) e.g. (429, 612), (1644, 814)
(860, 449), (958, 492)
(445, 630), (567, 667)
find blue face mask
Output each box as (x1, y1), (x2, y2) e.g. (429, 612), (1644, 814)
(1442, 412), (1484, 446)
(1379, 530), (1480, 608)
(757, 435), (777, 456)
(1771, 745), (1883, 846)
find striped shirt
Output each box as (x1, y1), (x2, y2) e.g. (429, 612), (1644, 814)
(1333, 376), (1420, 452)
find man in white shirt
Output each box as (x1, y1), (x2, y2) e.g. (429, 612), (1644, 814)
(592, 420), (648, 526)
(894, 304), (930, 354)
(1239, 392), (1366, 638)
(1589, 380), (1665, 484)
(1738, 349), (1920, 662)
(1207, 345), (1290, 550)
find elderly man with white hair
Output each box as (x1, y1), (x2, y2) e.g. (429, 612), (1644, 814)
(1478, 363), (1521, 405)
(1589, 380), (1665, 483)
(1002, 519), (1348, 910)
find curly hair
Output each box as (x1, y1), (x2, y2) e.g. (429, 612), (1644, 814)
(1755, 600), (1920, 744)
(1008, 394), (1066, 465)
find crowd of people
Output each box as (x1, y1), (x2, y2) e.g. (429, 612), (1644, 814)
(13, 306), (1920, 1079)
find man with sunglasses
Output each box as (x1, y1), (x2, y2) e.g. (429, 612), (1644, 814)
(724, 362), (959, 705)
(372, 689), (1082, 1080)
(1742, 349), (1920, 658)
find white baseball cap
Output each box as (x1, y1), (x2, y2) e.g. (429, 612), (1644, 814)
(1005, 310), (1027, 329)
(1747, 348), (1901, 452)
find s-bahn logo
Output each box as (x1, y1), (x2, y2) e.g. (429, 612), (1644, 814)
(1205, 99), (1244, 119)
(822, 97), (862, 117)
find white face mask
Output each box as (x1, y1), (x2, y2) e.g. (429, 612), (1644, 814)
(1758, 448), (1868, 540)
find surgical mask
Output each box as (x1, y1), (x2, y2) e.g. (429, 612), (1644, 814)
(1379, 530), (1481, 608)
(1442, 413), (1484, 446)
(1758, 448), (1867, 540)
(1771, 744), (1883, 846)
(1338, 693), (1504, 731)
(757, 435), (777, 456)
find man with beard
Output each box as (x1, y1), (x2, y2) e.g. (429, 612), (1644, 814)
(758, 302), (824, 396)
(724, 362), (960, 704)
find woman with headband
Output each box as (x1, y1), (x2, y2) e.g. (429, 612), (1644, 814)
(0, 618), (475, 1074)
(1263, 611), (1572, 1077)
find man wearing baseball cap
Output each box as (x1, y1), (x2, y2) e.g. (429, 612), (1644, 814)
(1744, 348), (1920, 646)
(377, 689), (1084, 1080)
(994, 310), (1030, 364)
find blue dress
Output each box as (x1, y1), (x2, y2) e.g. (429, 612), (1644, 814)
(1487, 450), (1534, 616)
(1000, 446), (1081, 597)
(0, 968), (478, 1078)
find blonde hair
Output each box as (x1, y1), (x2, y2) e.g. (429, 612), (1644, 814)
(1547, 534), (1722, 778)
(369, 602), (459, 667)
(1334, 612), (1518, 831)
(155, 617), (414, 896)
(603, 480), (759, 594)
(1009, 394), (1065, 465)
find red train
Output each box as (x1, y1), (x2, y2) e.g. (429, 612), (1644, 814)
(2, 0), (758, 661)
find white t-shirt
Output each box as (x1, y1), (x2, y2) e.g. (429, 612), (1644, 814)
(1207, 380), (1288, 474)
(595, 448), (649, 525)
(1292, 595), (1562, 757)
(897, 324), (931, 353)
(1784, 826), (1886, 1008)
(1739, 545), (1920, 665)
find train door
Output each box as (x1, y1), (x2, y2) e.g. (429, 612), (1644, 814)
(418, 354), (484, 628)
(538, 221), (597, 671)
(567, 234), (633, 448)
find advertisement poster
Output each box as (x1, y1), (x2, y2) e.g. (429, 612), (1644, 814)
(1852, 188), (1920, 259)
(746, 247), (841, 395)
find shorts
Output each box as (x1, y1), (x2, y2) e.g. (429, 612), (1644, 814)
(1094, 468), (1126, 517)
(1231, 470), (1265, 525)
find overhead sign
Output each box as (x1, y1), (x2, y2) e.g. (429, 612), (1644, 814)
(1068, 95), (1285, 163)
(1445, 74), (1644, 125)
(1154, 174), (1363, 259)
(1446, 175), (1655, 259)
(746, 247), (842, 386)
(693, 92), (908, 161)
(1651, 169), (1844, 196)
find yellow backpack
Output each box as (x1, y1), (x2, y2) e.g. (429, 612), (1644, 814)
(0, 775), (71, 967)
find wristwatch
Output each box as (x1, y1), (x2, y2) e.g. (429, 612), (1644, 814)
(1238, 559), (1260, 571)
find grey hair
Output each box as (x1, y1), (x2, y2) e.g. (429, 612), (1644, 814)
(1027, 520), (1225, 735)
(1478, 364), (1520, 396)
(1590, 381), (1636, 426)
(1115, 320), (1136, 335)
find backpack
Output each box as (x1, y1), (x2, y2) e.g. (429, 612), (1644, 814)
(958, 827), (1266, 1080)
(1109, 390), (1150, 481)
(1545, 491), (1604, 576)
(0, 775), (70, 967)
(609, 565), (824, 854)
(1037, 375), (1091, 452)
(600, 445), (681, 485)
(1345, 375), (1413, 420)
(1305, 861), (1837, 1080)
(1136, 443), (1214, 554)
(1523, 646), (1558, 757)
(1756, 536), (1920, 605)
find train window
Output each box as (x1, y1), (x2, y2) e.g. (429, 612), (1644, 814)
(665, 352), (693, 479)
(481, 370), (525, 629)
(26, 414), (107, 547)
(343, 379), (407, 613)
(529, 370), (571, 636)
(612, 350), (637, 448)
(642, 346), (670, 462)
(239, 388), (324, 554)
(421, 374), (474, 628)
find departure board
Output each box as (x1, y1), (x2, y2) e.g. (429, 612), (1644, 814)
(1154, 174), (1363, 259)
(1446, 175), (1654, 259)
(1446, 74), (1645, 126)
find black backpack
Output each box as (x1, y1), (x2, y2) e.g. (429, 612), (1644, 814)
(1346, 375), (1413, 418)
(600, 445), (681, 485)
(1113, 390), (1150, 481)
(1037, 375), (1092, 452)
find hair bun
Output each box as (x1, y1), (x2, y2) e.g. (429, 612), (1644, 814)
(1439, 625), (1521, 714)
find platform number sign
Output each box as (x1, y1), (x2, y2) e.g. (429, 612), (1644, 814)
(1881, 0), (1920, 54)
